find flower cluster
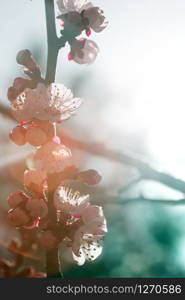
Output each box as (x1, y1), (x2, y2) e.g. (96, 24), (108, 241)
(38, 186), (107, 265)
(7, 46), (107, 265)
(9, 81), (82, 123)
(7, 168), (106, 265)
(7, 189), (48, 228)
(6, 0), (108, 275)
(57, 0), (108, 64)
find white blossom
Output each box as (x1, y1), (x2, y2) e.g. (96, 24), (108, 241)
(11, 83), (82, 123)
(80, 205), (107, 235)
(72, 234), (103, 265)
(54, 186), (90, 215)
(71, 205), (107, 264)
(57, 0), (93, 14)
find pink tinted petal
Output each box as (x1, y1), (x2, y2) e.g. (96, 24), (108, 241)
(7, 208), (30, 227)
(81, 205), (104, 224)
(86, 29), (91, 37)
(7, 190), (30, 209)
(9, 126), (27, 146)
(68, 53), (73, 61)
(25, 198), (48, 218)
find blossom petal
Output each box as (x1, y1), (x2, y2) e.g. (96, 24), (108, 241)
(11, 83), (82, 122)
(57, 0), (93, 14)
(54, 186), (90, 215)
(72, 250), (86, 266)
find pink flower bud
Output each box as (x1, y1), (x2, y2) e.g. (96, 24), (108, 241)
(7, 207), (30, 227)
(9, 125), (27, 146)
(25, 198), (48, 218)
(83, 7), (108, 33)
(16, 49), (39, 71)
(16, 49), (31, 65)
(25, 126), (48, 147)
(7, 190), (30, 209)
(69, 39), (99, 64)
(24, 169), (47, 195)
(52, 136), (61, 144)
(7, 78), (35, 102)
(77, 169), (102, 185)
(86, 29), (92, 37)
(34, 141), (72, 173)
(32, 120), (56, 139)
(39, 231), (59, 249)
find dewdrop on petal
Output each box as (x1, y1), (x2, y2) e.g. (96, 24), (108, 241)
(9, 125), (27, 146)
(33, 140), (72, 173)
(69, 39), (99, 64)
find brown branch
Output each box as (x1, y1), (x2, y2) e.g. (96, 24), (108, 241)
(45, 0), (60, 84)
(44, 0), (63, 278)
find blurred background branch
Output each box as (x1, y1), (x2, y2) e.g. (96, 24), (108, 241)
(93, 194), (185, 206)
(0, 104), (12, 119)
(1, 102), (185, 200)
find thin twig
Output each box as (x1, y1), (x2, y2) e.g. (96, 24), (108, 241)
(60, 131), (185, 195)
(92, 194), (185, 206)
(44, 0), (62, 278)
(45, 0), (60, 84)
(118, 176), (143, 194)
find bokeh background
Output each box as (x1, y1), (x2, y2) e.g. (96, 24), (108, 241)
(1, 0), (185, 277)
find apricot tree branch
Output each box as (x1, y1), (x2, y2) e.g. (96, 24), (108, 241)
(45, 0), (60, 83)
(45, 0), (62, 278)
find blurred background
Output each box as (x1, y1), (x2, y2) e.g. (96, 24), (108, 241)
(1, 0), (185, 277)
